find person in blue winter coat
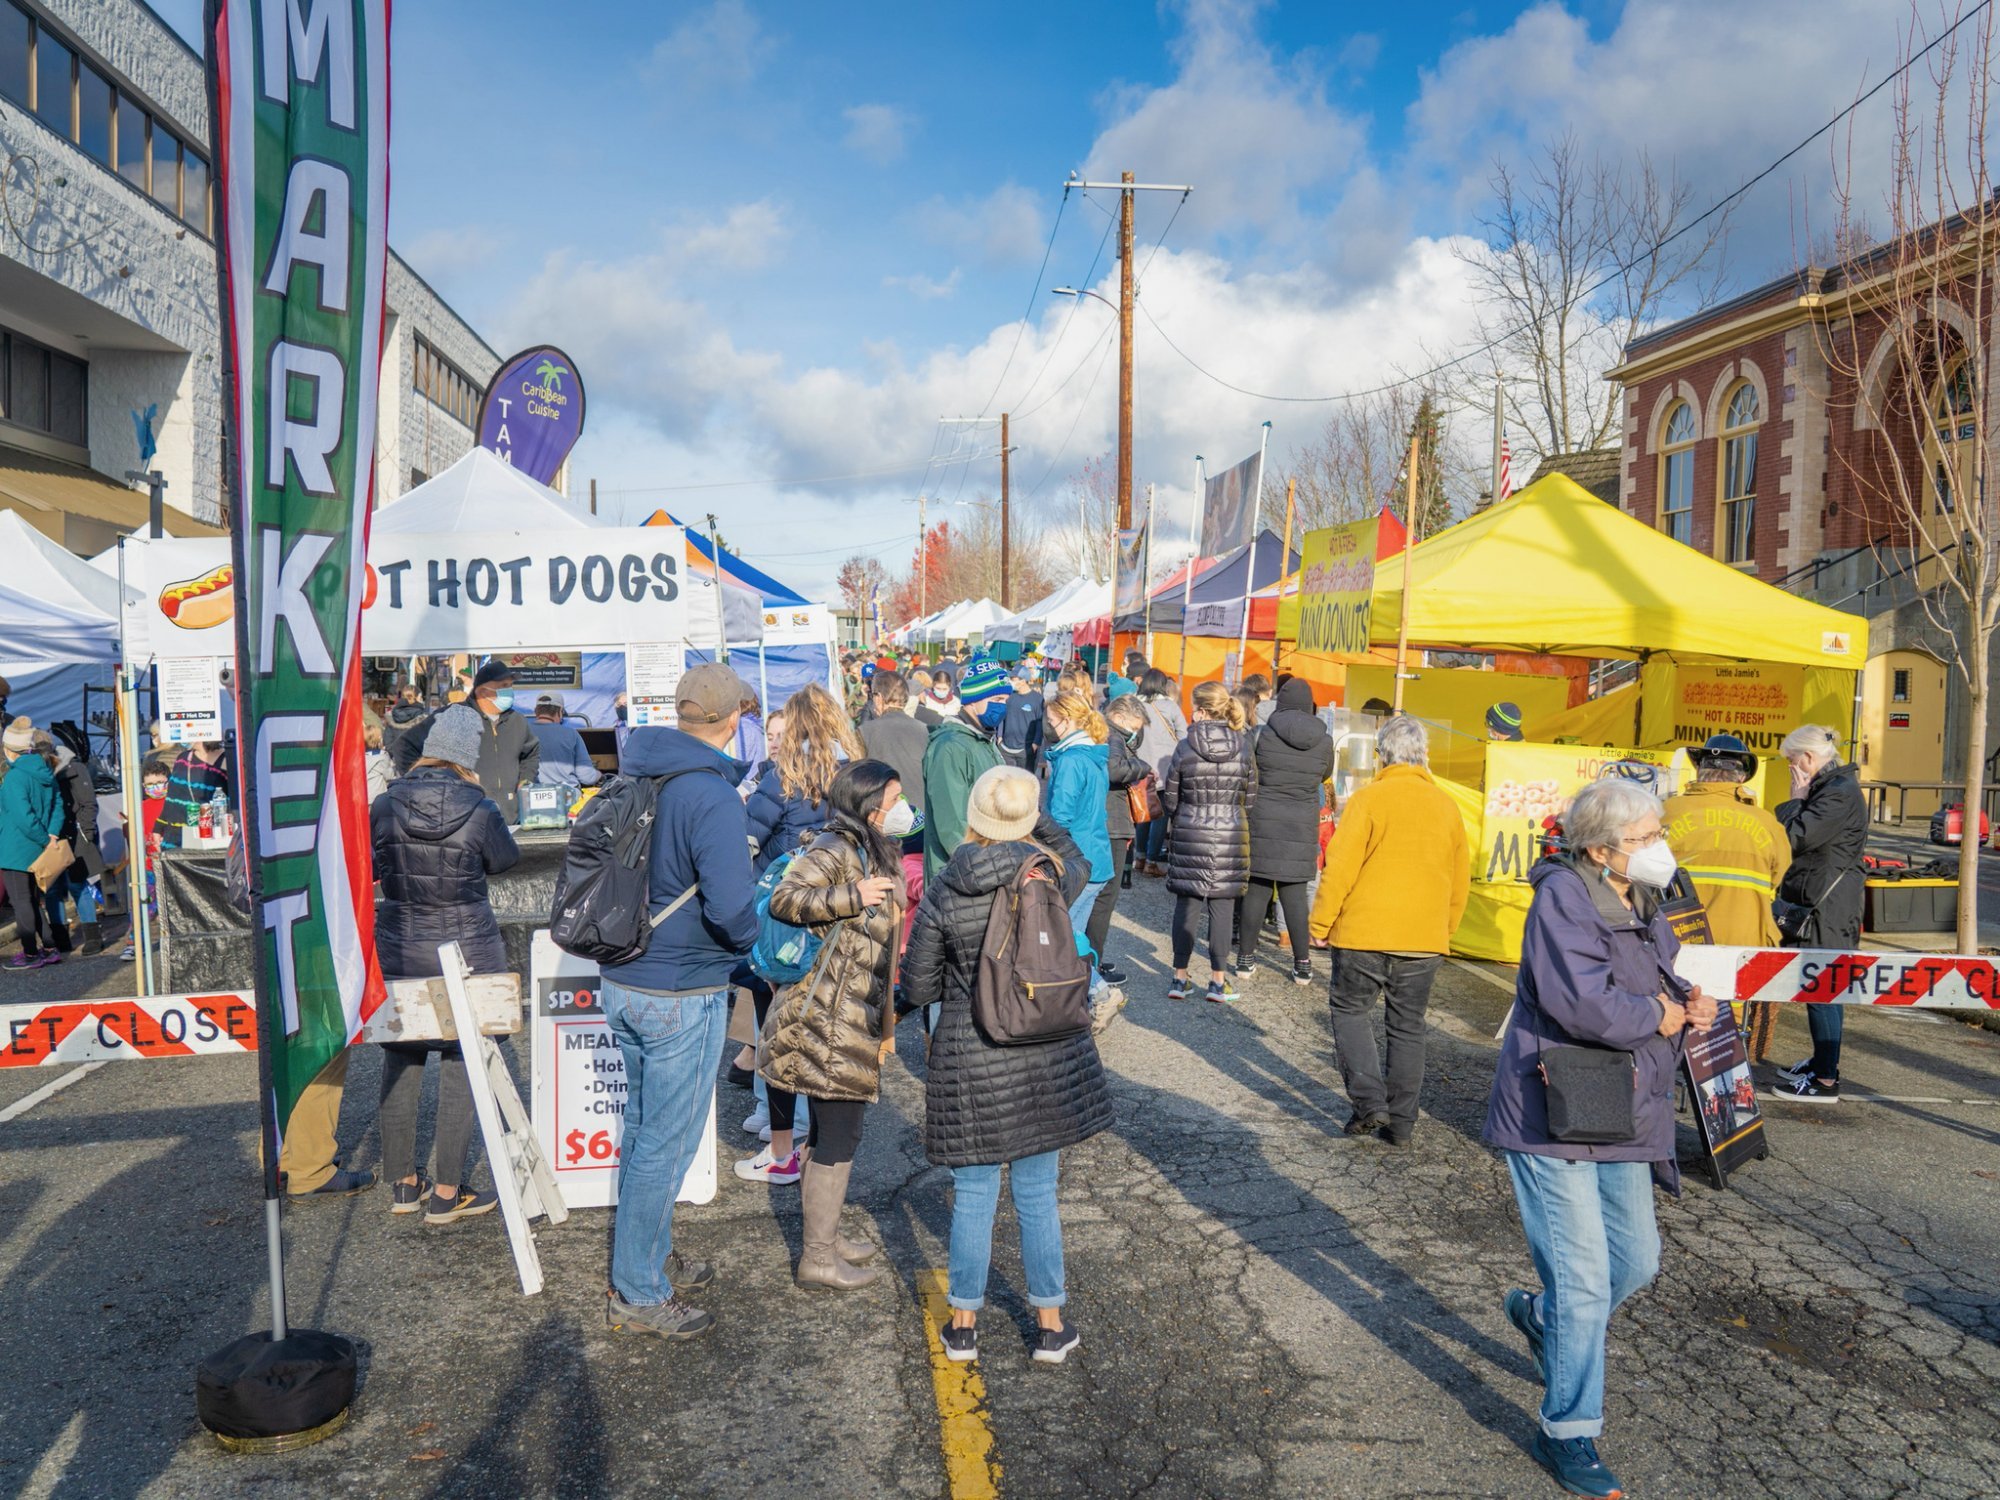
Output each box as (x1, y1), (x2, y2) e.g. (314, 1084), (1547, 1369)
(1041, 689), (1117, 1020)
(601, 664), (762, 1342)
(1483, 777), (1718, 1500)
(0, 717), (65, 968)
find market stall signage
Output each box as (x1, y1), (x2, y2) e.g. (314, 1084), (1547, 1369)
(1670, 663), (1805, 751)
(1480, 741), (1679, 882)
(1294, 518), (1380, 655)
(477, 345), (587, 486)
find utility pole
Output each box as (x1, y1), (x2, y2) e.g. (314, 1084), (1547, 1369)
(589, 477), (597, 517)
(1000, 412), (1010, 609)
(917, 494), (929, 624)
(1058, 175), (1192, 530)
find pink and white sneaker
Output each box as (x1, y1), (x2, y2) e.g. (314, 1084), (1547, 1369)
(733, 1146), (802, 1184)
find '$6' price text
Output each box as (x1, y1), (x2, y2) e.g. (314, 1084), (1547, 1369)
(564, 1128), (619, 1165)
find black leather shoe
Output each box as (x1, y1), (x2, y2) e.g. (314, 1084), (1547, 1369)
(1342, 1112), (1389, 1138)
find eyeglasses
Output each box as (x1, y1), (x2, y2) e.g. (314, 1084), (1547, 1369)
(1619, 829), (1667, 849)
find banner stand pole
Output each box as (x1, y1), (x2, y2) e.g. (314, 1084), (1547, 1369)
(1392, 432), (1421, 713)
(1180, 457), (1204, 685)
(1142, 483), (1155, 665)
(705, 515), (730, 663)
(1274, 477), (1296, 677)
(1232, 421), (1271, 686)
(114, 539), (156, 995)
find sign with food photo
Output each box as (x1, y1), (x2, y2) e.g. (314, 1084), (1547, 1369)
(1480, 741), (1680, 883)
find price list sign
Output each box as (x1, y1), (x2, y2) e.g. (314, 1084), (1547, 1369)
(527, 931), (715, 1209)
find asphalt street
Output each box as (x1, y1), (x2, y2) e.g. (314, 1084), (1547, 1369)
(4, 878), (2000, 1500)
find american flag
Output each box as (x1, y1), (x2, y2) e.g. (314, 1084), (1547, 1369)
(1497, 434), (1515, 501)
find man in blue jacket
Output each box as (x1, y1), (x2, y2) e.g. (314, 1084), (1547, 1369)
(601, 662), (760, 1342)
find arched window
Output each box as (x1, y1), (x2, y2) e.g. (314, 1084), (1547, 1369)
(1658, 402), (1695, 544)
(1925, 356), (1977, 517)
(1716, 383), (1759, 564)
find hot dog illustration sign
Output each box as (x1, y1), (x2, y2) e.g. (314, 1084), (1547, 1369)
(122, 527), (689, 655)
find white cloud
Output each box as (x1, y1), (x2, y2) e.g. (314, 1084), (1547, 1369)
(663, 200), (788, 271)
(648, 0), (770, 90)
(399, 225), (501, 283)
(915, 183), (1048, 264)
(883, 269), (962, 301)
(843, 104), (913, 166)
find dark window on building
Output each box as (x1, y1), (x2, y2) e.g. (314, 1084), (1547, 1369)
(9, 335), (46, 431)
(151, 129), (178, 211)
(115, 92), (146, 193)
(33, 26), (70, 136)
(413, 335), (481, 429)
(47, 347), (82, 444)
(76, 60), (109, 164)
(410, 467), (428, 490)
(0, 2), (30, 111)
(182, 149), (209, 235)
(0, 329), (85, 447)
(1892, 669), (1912, 703)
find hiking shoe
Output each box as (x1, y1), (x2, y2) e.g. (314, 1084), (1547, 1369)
(1505, 1288), (1547, 1383)
(425, 1187), (498, 1223)
(296, 1168), (375, 1198)
(1232, 960), (1257, 983)
(1096, 961), (1127, 986)
(734, 1146), (802, 1184)
(606, 1292), (714, 1341)
(1205, 980), (1238, 1005)
(741, 1102), (771, 1138)
(1291, 961), (1313, 987)
(1090, 989), (1127, 1035)
(1768, 1073), (1840, 1102)
(5, 949), (56, 969)
(1167, 977), (1191, 1001)
(1377, 1124), (1412, 1148)
(390, 1176), (433, 1215)
(1531, 1432), (1624, 1498)
(1031, 1320), (1081, 1364)
(940, 1321), (978, 1363)
(668, 1251), (715, 1293)
(1343, 1111), (1388, 1138)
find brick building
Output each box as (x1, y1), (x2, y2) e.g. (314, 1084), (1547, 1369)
(1609, 225), (1997, 796)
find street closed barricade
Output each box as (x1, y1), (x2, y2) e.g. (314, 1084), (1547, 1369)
(1676, 946), (2000, 1009)
(1, 992), (257, 1066)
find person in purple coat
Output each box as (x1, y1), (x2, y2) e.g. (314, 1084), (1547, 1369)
(1483, 777), (1717, 1500)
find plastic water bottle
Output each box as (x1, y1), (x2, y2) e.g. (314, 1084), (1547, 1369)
(202, 788), (226, 840)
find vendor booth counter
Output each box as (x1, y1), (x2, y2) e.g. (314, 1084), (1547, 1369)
(157, 831), (570, 991)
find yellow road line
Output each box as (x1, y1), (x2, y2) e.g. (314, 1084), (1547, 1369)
(918, 1268), (1001, 1499)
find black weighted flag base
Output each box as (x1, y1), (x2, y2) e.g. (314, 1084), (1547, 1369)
(195, 1329), (356, 1453)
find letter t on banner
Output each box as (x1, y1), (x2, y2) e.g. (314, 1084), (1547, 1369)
(207, 0), (389, 1340)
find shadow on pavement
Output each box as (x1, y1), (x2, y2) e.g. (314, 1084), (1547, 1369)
(423, 1309), (608, 1499)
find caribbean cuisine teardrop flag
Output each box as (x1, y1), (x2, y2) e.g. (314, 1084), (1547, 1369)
(209, 0), (388, 1140)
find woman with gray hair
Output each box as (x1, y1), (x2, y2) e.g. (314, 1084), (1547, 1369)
(1484, 776), (1717, 1498)
(1769, 724), (1867, 1101)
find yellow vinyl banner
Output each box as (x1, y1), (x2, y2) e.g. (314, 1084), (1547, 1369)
(1293, 519), (1380, 655)
(1479, 741), (1681, 884)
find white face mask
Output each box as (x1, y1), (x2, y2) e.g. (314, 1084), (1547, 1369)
(880, 797), (919, 837)
(1621, 840), (1678, 890)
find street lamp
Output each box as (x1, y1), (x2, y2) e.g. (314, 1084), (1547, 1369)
(1051, 286), (1115, 312)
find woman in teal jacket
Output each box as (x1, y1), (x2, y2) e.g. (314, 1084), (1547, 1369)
(0, 718), (65, 968)
(1042, 690), (1113, 998)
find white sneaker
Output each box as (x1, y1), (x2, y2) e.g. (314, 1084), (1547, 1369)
(741, 1103), (770, 1138)
(732, 1145), (801, 1184)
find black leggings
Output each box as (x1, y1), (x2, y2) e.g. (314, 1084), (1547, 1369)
(1172, 894), (1235, 972)
(742, 967), (806, 1138)
(806, 1097), (867, 1166)
(2, 867), (48, 955)
(1084, 847), (1127, 964)
(1239, 880), (1310, 963)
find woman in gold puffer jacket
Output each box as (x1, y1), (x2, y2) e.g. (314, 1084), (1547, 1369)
(760, 757), (915, 1292)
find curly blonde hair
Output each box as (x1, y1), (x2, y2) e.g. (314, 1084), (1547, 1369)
(1191, 680), (1247, 731)
(1048, 689), (1107, 743)
(773, 682), (864, 803)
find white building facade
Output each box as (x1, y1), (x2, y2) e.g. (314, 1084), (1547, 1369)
(0, 0), (496, 555)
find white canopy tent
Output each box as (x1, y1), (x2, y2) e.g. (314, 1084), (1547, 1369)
(1040, 578), (1112, 629)
(985, 581), (1076, 646)
(919, 597), (1007, 643)
(371, 447), (595, 535)
(0, 511), (131, 747)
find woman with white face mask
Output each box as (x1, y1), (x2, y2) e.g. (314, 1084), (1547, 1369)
(1483, 776), (1719, 1499)
(757, 759), (914, 1290)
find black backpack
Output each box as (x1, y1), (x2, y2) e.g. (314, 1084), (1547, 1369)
(549, 768), (710, 965)
(972, 851), (1093, 1046)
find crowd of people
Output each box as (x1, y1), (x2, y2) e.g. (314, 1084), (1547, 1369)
(0, 636), (1883, 1497)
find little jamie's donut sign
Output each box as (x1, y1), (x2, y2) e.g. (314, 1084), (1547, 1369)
(476, 345), (587, 486)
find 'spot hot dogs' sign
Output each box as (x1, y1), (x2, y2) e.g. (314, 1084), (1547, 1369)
(121, 527), (689, 656)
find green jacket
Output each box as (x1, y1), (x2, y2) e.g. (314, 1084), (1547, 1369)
(921, 715), (1001, 882)
(0, 752), (63, 871)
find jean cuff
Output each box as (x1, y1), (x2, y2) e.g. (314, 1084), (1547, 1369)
(947, 1293), (986, 1312)
(1027, 1291), (1067, 1310)
(1540, 1415), (1604, 1440)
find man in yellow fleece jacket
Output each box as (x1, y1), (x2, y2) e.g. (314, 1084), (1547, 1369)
(1310, 713), (1470, 1146)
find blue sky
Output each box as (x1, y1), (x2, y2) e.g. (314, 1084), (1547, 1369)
(157, 0), (1913, 599)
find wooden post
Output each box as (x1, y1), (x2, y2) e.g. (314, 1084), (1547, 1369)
(1275, 476), (1296, 675)
(1392, 433), (1421, 712)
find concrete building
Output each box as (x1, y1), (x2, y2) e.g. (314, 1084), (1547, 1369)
(0, 0), (496, 557)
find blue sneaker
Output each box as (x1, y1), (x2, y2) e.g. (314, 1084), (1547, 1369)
(1532, 1432), (1624, 1498)
(1505, 1288), (1547, 1383)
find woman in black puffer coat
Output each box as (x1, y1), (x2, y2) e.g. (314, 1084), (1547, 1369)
(1161, 682), (1257, 1003)
(900, 766), (1106, 1365)
(370, 705), (521, 1224)
(1240, 677), (1335, 984)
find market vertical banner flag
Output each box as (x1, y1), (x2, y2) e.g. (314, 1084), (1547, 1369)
(1114, 525), (1148, 616)
(1200, 449), (1261, 558)
(209, 0), (388, 1139)
(477, 345), (587, 485)
(1293, 518), (1381, 654)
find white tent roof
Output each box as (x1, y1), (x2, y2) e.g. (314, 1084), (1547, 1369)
(372, 447), (600, 534)
(0, 582), (118, 670)
(1041, 578), (1111, 628)
(985, 581), (1076, 644)
(0, 511), (132, 619)
(946, 597), (1008, 635)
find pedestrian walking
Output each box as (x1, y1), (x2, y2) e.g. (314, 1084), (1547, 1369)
(1307, 714), (1468, 1143)
(384, 685), (432, 773)
(914, 665), (959, 729)
(729, 693), (767, 772)
(739, 681), (866, 1182)
(1042, 689), (1120, 1026)
(760, 759), (909, 1290)
(1132, 668), (1187, 875)
(1162, 682), (1256, 1004)
(400, 660), (542, 823)
(1486, 777), (1717, 1499)
(900, 767), (1105, 1365)
(1241, 677), (1336, 985)
(45, 731), (106, 954)
(1769, 725), (1867, 1101)
(1000, 662), (1047, 774)
(858, 670), (929, 947)
(920, 655), (1010, 882)
(0, 717), (64, 968)
(601, 665), (762, 1341)
(1091, 694), (1152, 987)
(1242, 673), (1276, 725)
(369, 705), (522, 1225)
(364, 722), (394, 804)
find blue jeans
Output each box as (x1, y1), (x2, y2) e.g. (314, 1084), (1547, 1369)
(1807, 1003), (1843, 1079)
(948, 1149), (1066, 1312)
(1137, 817), (1168, 862)
(1504, 1152), (1660, 1438)
(1067, 880), (1108, 997)
(600, 980), (729, 1306)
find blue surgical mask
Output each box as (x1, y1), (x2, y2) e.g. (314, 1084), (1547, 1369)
(978, 698), (1009, 729)
(492, 690), (514, 713)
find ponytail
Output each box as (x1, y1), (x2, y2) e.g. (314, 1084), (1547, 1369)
(1192, 680), (1246, 731)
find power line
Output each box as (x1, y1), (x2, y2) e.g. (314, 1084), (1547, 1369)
(1137, 1), (1993, 406)
(593, 446), (1003, 497)
(1002, 204), (1119, 415)
(1020, 330), (1119, 504)
(971, 189), (1069, 418)
(1015, 320), (1116, 420)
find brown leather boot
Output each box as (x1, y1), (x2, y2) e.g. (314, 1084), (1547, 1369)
(795, 1158), (881, 1292)
(795, 1148), (877, 1263)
